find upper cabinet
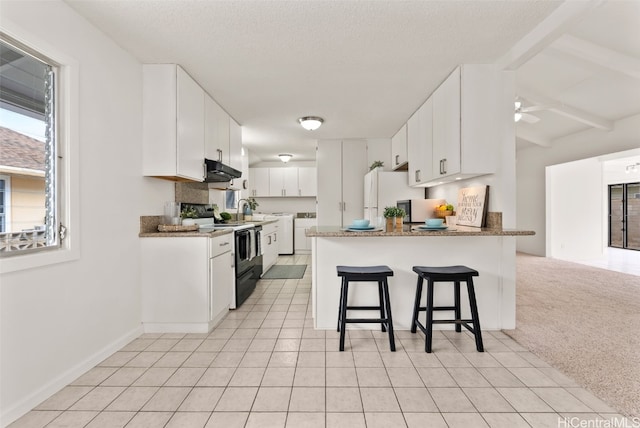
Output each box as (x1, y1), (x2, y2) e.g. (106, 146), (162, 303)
(390, 124), (408, 170)
(407, 65), (507, 187)
(144, 63), (243, 184)
(407, 97), (433, 186)
(143, 64), (205, 181)
(249, 167), (317, 197)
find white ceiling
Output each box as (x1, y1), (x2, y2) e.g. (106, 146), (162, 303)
(64, 0), (640, 163)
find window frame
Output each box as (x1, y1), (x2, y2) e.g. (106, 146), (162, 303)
(0, 24), (80, 273)
(0, 174), (11, 233)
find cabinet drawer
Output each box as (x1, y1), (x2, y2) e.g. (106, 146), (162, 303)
(210, 233), (233, 258)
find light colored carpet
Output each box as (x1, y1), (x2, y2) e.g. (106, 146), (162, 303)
(505, 253), (640, 417)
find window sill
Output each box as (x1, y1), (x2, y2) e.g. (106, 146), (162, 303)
(0, 246), (79, 274)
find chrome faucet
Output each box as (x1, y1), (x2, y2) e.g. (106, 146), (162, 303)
(237, 199), (248, 222)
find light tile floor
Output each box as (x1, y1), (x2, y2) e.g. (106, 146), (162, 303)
(9, 255), (633, 428)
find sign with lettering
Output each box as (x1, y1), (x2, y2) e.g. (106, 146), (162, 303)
(456, 186), (489, 227)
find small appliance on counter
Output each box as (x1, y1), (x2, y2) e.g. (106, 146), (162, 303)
(396, 199), (445, 223)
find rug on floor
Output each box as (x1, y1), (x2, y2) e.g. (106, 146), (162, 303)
(262, 264), (307, 279)
(505, 253), (640, 418)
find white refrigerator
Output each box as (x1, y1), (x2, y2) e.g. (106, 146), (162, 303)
(364, 169), (425, 224)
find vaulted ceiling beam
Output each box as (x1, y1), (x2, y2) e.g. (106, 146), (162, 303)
(518, 88), (614, 131)
(549, 34), (640, 80)
(496, 0), (604, 70)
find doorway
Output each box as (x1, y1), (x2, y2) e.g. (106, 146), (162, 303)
(609, 182), (640, 251)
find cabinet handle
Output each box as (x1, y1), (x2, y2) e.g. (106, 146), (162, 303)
(268, 236), (272, 245)
(274, 233), (277, 242)
(415, 170), (421, 182)
(203, 162), (207, 180)
(395, 154), (399, 165)
(441, 158), (447, 175)
(343, 202), (346, 211)
(231, 252), (235, 268)
(217, 149), (223, 162)
(219, 241), (229, 247)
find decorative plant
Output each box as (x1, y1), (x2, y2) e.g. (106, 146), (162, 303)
(180, 206), (198, 219)
(369, 160), (384, 171)
(246, 197), (259, 211)
(220, 212), (232, 221)
(383, 206), (406, 218)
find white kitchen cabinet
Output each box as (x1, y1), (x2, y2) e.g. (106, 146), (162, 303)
(409, 65), (503, 186)
(298, 167), (317, 196)
(391, 124), (408, 170)
(229, 117), (243, 172)
(249, 167), (270, 197)
(317, 140), (367, 226)
(407, 98), (433, 186)
(141, 233), (233, 333)
(269, 167), (298, 197)
(294, 218), (316, 253)
(261, 221), (279, 272)
(143, 64), (205, 181)
(204, 95), (230, 163)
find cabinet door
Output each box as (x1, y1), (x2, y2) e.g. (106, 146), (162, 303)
(204, 95), (228, 163)
(210, 250), (232, 324)
(341, 141), (367, 226)
(229, 117), (242, 171)
(317, 140), (343, 226)
(283, 168), (298, 197)
(298, 167), (317, 197)
(407, 98), (433, 186)
(269, 168), (285, 196)
(391, 124), (408, 170)
(249, 167), (270, 197)
(432, 67), (461, 179)
(176, 67), (205, 181)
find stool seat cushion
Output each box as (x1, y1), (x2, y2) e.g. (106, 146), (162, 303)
(413, 265), (478, 277)
(337, 265), (394, 277)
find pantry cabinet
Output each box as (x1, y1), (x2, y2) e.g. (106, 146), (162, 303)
(143, 64), (205, 181)
(391, 124), (408, 170)
(317, 140), (367, 226)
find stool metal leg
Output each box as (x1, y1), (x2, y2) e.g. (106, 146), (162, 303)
(411, 276), (424, 334)
(337, 277), (345, 332)
(339, 280), (349, 351)
(454, 280), (461, 333)
(425, 279), (435, 353)
(382, 278), (396, 351)
(377, 281), (387, 332)
(466, 278), (484, 352)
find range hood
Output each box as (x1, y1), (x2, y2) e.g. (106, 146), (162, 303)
(204, 158), (242, 183)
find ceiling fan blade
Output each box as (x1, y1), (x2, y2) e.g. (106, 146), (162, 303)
(522, 105), (546, 113)
(520, 113), (540, 124)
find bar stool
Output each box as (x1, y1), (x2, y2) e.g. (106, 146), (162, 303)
(336, 265), (395, 352)
(410, 265), (484, 353)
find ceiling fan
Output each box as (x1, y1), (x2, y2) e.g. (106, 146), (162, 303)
(514, 99), (544, 124)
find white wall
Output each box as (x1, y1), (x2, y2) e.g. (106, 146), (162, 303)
(516, 114), (640, 256)
(546, 158), (604, 260)
(0, 2), (174, 425)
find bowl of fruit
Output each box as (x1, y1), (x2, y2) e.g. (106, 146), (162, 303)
(434, 203), (455, 218)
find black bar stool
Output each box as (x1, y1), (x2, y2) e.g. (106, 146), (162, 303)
(336, 265), (395, 352)
(410, 265), (484, 353)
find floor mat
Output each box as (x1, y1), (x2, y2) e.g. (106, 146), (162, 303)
(262, 264), (307, 279)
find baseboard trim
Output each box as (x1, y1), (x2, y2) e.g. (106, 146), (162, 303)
(1, 325), (143, 428)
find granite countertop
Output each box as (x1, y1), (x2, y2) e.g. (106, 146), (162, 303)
(306, 225), (535, 237)
(138, 216), (277, 238)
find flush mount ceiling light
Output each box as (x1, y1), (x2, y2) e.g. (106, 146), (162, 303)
(278, 153), (293, 163)
(298, 116), (324, 131)
(625, 162), (640, 174)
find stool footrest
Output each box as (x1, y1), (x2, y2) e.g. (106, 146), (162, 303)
(346, 318), (390, 323)
(432, 319), (474, 325)
(345, 305), (382, 311)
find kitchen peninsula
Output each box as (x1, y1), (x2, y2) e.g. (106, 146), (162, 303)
(307, 223), (534, 331)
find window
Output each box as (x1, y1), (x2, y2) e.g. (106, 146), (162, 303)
(0, 35), (61, 255)
(609, 182), (640, 251)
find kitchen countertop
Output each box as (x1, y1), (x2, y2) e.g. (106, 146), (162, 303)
(138, 215), (278, 238)
(306, 224), (535, 237)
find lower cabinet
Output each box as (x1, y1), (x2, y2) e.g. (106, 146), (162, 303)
(261, 221), (279, 272)
(141, 233), (233, 333)
(294, 218), (316, 253)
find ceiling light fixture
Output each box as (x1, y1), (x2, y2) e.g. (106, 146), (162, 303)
(298, 116), (324, 131)
(278, 153), (293, 163)
(625, 163), (639, 174)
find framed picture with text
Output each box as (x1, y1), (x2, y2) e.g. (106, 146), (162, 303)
(456, 185), (489, 227)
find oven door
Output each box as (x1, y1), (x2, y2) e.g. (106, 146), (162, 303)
(235, 229), (253, 275)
